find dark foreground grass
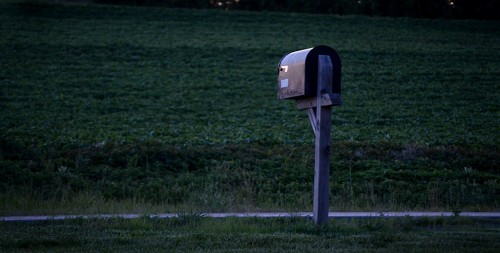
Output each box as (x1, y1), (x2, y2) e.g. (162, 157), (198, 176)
(1, 217), (499, 252)
(0, 1), (499, 213)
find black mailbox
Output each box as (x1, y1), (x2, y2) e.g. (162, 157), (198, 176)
(277, 45), (341, 100)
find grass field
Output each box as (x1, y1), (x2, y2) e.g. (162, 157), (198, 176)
(1, 216), (499, 252)
(0, 1), (499, 215)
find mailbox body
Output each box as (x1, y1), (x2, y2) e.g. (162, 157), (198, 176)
(277, 45), (341, 99)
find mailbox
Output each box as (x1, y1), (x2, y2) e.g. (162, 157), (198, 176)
(277, 45), (341, 100)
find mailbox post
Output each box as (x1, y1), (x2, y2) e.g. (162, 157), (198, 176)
(277, 45), (342, 225)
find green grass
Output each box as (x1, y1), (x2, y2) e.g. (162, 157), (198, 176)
(0, 1), (499, 214)
(1, 216), (499, 252)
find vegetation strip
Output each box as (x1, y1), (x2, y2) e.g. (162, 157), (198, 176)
(2, 212), (500, 221)
(2, 216), (499, 252)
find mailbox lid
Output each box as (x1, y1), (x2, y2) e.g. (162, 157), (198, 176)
(277, 45), (341, 99)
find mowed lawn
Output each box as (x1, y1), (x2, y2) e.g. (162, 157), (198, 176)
(0, 1), (499, 215)
(1, 216), (500, 252)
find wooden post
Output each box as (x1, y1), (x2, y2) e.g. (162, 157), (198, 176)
(312, 55), (333, 225)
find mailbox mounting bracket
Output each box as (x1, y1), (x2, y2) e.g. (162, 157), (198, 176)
(295, 93), (342, 110)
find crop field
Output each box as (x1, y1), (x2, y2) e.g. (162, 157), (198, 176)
(0, 1), (499, 216)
